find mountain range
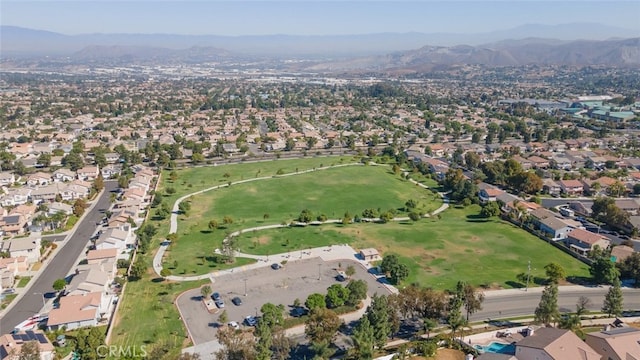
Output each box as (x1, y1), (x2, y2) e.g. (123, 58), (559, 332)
(1, 24), (639, 69)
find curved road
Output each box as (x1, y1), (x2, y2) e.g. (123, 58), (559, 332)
(0, 180), (118, 334)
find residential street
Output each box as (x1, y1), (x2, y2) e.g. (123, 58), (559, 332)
(0, 180), (117, 334)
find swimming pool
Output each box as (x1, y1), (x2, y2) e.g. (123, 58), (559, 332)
(474, 341), (516, 354)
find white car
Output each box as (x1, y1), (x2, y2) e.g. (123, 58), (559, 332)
(228, 321), (240, 330)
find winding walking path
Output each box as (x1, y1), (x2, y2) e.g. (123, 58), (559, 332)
(153, 163), (449, 281)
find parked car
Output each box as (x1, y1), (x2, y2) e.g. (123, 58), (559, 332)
(244, 316), (258, 326)
(211, 292), (224, 308)
(231, 297), (243, 306)
(228, 321), (240, 330)
(271, 263), (282, 270)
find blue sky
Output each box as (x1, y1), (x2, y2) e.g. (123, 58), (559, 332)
(2, 1), (639, 35)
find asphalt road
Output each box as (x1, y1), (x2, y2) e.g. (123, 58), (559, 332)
(42, 234), (67, 242)
(471, 286), (640, 322)
(0, 180), (117, 334)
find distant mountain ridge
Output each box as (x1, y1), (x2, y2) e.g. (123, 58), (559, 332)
(1, 22), (638, 58)
(303, 38), (640, 72)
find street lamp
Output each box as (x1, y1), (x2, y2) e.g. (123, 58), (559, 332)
(525, 260), (531, 292)
(243, 278), (248, 297)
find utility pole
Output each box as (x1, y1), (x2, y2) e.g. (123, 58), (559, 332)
(243, 278), (248, 297)
(526, 260), (531, 292)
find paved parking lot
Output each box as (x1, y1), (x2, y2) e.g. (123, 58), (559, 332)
(176, 256), (391, 345)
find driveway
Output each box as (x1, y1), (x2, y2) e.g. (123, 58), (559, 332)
(175, 257), (391, 346)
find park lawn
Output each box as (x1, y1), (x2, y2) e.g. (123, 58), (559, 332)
(159, 155), (356, 207)
(235, 205), (590, 291)
(166, 164), (441, 274)
(109, 263), (209, 354)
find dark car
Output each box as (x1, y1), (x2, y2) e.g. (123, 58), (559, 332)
(231, 297), (243, 306)
(271, 263), (282, 270)
(244, 316), (258, 326)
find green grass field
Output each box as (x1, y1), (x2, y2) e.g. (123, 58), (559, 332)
(237, 205), (591, 290)
(163, 163), (442, 274)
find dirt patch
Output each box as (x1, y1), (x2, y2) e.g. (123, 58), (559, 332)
(413, 348), (466, 360)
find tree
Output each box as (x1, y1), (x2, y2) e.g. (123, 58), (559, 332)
(305, 307), (341, 345)
(345, 265), (356, 278)
(576, 296), (591, 317)
(544, 262), (566, 284)
(461, 282), (485, 321)
(52, 278), (66, 292)
(366, 294), (393, 349)
(590, 252), (619, 285)
(380, 254), (410, 284)
(75, 327), (105, 360)
(271, 326), (291, 360)
(215, 326), (257, 360)
(534, 283), (559, 325)
(423, 318), (438, 338)
(63, 152), (84, 171)
(208, 219), (219, 231)
(480, 201), (501, 218)
(260, 302), (285, 329)
(346, 279), (368, 306)
(297, 209), (314, 223)
(93, 173), (104, 192)
(16, 340), (40, 360)
(73, 198), (88, 217)
(201, 285), (212, 300)
(608, 181), (627, 197)
(219, 310), (228, 324)
(348, 316), (375, 360)
(602, 277), (624, 317)
(160, 268), (171, 278)
(222, 215), (233, 226)
(446, 296), (466, 340)
(37, 153), (51, 167)
(254, 322), (273, 360)
(305, 293), (326, 310)
(464, 151), (481, 170)
(408, 211), (421, 222)
(619, 252), (640, 286)
(325, 284), (350, 308)
(178, 201), (191, 215)
(129, 260), (146, 280)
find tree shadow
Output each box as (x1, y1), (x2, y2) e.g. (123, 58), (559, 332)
(505, 281), (525, 289)
(200, 230), (213, 234)
(566, 275), (595, 286)
(151, 277), (165, 283)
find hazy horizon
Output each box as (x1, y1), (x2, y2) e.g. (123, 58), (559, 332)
(2, 1), (640, 37)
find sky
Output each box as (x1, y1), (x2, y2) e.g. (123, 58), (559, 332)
(2, 1), (639, 36)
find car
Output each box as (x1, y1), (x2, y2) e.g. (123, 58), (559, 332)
(231, 297), (243, 306)
(290, 307), (308, 317)
(244, 316), (258, 326)
(271, 263), (282, 270)
(211, 292), (224, 308)
(228, 321), (240, 330)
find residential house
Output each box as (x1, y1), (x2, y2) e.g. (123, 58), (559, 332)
(585, 325), (640, 360)
(0, 256), (29, 275)
(104, 153), (120, 164)
(542, 179), (561, 196)
(568, 201), (593, 216)
(0, 330), (55, 360)
(0, 234), (41, 263)
(9, 204), (37, 222)
(565, 228), (611, 256)
(30, 183), (64, 203)
(76, 166), (99, 181)
(121, 187), (146, 203)
(61, 180), (91, 201)
(25, 172), (52, 187)
(94, 227), (130, 251)
(0, 215), (28, 236)
(478, 183), (504, 204)
(47, 292), (102, 331)
(48, 202), (73, 216)
(66, 264), (111, 296)
(615, 199), (640, 216)
(558, 179), (584, 196)
(539, 216), (577, 241)
(52, 168), (75, 182)
(101, 164), (122, 179)
(0, 172), (16, 186)
(86, 248), (118, 265)
(528, 156), (550, 169)
(515, 327), (600, 360)
(0, 188), (32, 207)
